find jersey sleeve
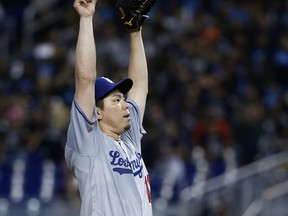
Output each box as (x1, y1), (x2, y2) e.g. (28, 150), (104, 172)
(121, 99), (146, 150)
(66, 99), (101, 156)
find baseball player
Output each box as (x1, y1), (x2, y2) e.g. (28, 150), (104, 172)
(65, 0), (155, 215)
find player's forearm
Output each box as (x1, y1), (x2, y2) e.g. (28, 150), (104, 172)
(75, 16), (97, 82)
(128, 31), (148, 94)
(128, 31), (148, 122)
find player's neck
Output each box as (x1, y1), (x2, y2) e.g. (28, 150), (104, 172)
(99, 123), (122, 141)
(114, 137), (121, 142)
(104, 131), (121, 142)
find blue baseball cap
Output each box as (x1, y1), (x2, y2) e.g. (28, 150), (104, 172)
(95, 77), (133, 101)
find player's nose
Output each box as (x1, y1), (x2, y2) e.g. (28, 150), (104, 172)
(123, 100), (130, 109)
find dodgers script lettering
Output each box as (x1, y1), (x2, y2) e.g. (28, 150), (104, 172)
(109, 150), (143, 177)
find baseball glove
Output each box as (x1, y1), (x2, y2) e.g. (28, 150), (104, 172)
(116, 0), (156, 32)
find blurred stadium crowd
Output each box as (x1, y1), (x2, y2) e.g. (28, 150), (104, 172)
(0, 0), (288, 212)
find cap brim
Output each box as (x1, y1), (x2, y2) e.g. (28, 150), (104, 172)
(115, 78), (133, 96)
(96, 77), (133, 101)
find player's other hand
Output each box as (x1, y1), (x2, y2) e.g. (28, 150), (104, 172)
(74, 0), (97, 17)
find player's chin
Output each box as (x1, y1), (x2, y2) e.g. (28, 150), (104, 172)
(123, 123), (131, 131)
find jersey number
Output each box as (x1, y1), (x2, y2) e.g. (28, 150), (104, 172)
(145, 175), (151, 203)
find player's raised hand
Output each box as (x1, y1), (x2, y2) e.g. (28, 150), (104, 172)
(73, 0), (97, 17)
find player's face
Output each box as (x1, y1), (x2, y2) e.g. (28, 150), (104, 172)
(100, 90), (131, 134)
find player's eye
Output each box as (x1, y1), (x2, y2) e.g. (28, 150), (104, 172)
(111, 94), (124, 103)
(113, 97), (121, 102)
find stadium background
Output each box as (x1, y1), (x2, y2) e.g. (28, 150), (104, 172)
(0, 0), (288, 215)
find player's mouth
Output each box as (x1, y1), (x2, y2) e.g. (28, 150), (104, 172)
(123, 112), (130, 119)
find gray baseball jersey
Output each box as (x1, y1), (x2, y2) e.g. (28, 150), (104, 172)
(65, 99), (152, 216)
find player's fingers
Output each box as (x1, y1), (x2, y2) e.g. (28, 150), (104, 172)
(74, 0), (86, 8)
(86, 0), (98, 5)
(92, 0), (98, 5)
(76, 0), (92, 8)
(73, 0), (97, 14)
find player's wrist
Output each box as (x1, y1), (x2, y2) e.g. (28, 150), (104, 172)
(79, 16), (94, 25)
(130, 30), (142, 37)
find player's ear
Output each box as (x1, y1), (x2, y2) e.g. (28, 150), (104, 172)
(96, 107), (102, 120)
